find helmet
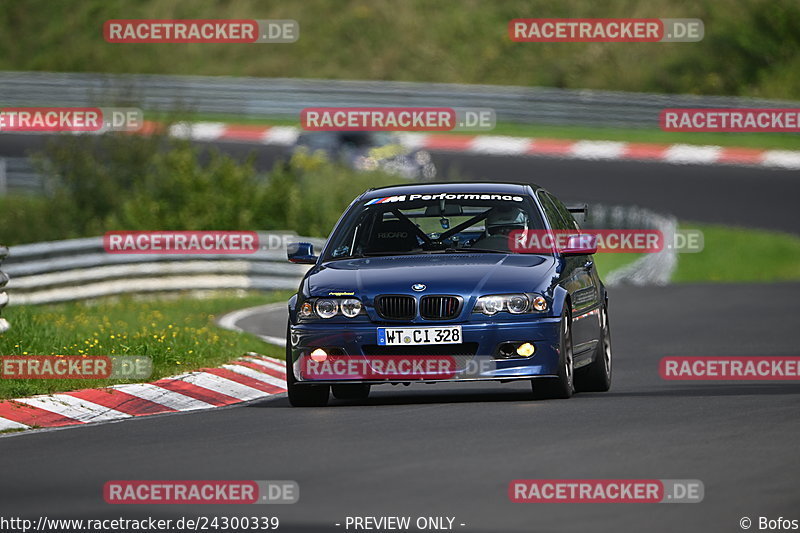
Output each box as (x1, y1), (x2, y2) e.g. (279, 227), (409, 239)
(486, 207), (528, 236)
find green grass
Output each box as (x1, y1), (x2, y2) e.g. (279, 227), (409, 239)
(0, 291), (290, 400)
(594, 252), (644, 279)
(574, 223), (800, 283)
(674, 224), (800, 282)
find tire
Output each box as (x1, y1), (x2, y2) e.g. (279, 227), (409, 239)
(332, 383), (371, 400)
(574, 304), (612, 393)
(285, 324), (330, 407)
(532, 308), (575, 400)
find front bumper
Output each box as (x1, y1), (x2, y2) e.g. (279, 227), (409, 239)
(289, 317), (561, 383)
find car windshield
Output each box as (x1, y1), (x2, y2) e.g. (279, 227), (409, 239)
(324, 193), (547, 260)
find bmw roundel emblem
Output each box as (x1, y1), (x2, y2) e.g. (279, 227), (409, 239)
(412, 283), (426, 292)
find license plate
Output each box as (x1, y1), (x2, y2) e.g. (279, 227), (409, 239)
(377, 326), (462, 346)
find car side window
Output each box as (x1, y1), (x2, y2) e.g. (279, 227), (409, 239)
(546, 192), (581, 230)
(537, 191), (570, 230)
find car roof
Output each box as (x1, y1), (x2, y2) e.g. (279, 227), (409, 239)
(361, 182), (539, 201)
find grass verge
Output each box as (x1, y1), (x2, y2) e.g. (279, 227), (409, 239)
(593, 253), (642, 279)
(674, 224), (800, 283)
(0, 291), (290, 400)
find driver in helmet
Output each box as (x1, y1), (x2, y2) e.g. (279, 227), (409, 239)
(472, 206), (529, 250)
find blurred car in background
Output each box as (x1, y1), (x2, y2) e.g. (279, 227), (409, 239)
(289, 131), (436, 180)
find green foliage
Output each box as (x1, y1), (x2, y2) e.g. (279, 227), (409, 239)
(0, 0), (799, 98)
(0, 195), (71, 245)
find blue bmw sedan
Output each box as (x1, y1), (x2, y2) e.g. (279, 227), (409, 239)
(285, 182), (611, 406)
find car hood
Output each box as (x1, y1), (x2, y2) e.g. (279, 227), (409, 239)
(304, 253), (557, 299)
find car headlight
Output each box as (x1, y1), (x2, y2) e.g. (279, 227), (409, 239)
(340, 298), (363, 318)
(473, 293), (548, 315)
(507, 295), (529, 314)
(300, 298), (363, 319)
(314, 299), (339, 319)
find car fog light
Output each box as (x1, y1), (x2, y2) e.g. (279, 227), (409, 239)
(516, 342), (535, 357)
(310, 348), (328, 362)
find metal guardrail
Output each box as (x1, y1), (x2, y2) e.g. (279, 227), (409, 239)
(585, 205), (676, 286)
(4, 233), (326, 305)
(0, 245), (9, 333)
(2, 204), (674, 309)
(0, 157), (46, 196)
(2, 71), (799, 128)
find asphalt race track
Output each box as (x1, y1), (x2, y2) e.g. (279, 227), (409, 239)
(1, 133), (799, 532)
(1, 283), (799, 532)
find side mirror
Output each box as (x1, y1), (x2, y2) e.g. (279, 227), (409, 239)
(287, 242), (317, 264)
(561, 233), (597, 256)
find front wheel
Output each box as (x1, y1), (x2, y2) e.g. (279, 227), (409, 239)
(574, 304), (612, 392)
(286, 324), (330, 407)
(532, 308), (575, 400)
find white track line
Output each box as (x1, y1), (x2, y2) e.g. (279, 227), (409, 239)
(169, 122), (227, 140)
(222, 364), (288, 388)
(217, 302), (288, 347)
(663, 144), (722, 164)
(570, 140), (628, 160)
(15, 394), (131, 423)
(244, 357), (286, 374)
(469, 136), (532, 155)
(112, 383), (215, 411)
(762, 150), (800, 170)
(263, 126), (299, 145)
(0, 416), (30, 431)
(174, 372), (269, 402)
